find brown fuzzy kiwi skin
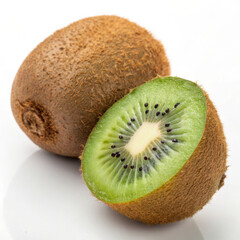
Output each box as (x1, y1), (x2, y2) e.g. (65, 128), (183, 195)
(106, 92), (227, 224)
(11, 15), (170, 157)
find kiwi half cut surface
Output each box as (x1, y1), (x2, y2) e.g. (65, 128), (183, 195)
(82, 77), (227, 224)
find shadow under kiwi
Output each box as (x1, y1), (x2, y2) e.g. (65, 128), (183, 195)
(3, 150), (204, 240)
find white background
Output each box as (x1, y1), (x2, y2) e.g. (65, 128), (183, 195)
(0, 0), (240, 239)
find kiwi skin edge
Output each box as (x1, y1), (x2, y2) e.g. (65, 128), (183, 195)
(104, 92), (227, 224)
(10, 15), (170, 157)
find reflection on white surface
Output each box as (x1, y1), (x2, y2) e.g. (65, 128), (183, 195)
(4, 150), (204, 240)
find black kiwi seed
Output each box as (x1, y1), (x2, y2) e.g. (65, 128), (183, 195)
(144, 103), (148, 107)
(139, 167), (143, 171)
(111, 145), (116, 148)
(145, 110), (149, 114)
(162, 112), (166, 116)
(121, 158), (125, 162)
(130, 165), (135, 169)
(165, 123), (170, 127)
(172, 139), (178, 143)
(167, 129), (172, 132)
(144, 156), (148, 160)
(154, 104), (158, 108)
(127, 122), (131, 126)
(161, 140), (165, 144)
(152, 147), (157, 151)
(165, 108), (170, 113)
(156, 111), (160, 116)
(131, 118), (135, 122)
(174, 102), (180, 108)
(119, 135), (123, 139)
(124, 165), (128, 169)
(111, 153), (116, 157)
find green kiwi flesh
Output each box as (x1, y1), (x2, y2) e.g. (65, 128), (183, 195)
(82, 77), (207, 203)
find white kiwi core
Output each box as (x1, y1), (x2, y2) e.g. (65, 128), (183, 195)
(125, 122), (161, 156)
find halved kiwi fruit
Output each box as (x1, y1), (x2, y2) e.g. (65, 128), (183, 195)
(82, 77), (227, 224)
(11, 15), (170, 157)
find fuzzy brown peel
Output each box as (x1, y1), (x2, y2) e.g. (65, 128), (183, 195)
(11, 15), (170, 157)
(106, 93), (227, 224)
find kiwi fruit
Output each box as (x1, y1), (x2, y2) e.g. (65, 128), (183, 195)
(82, 76), (227, 224)
(11, 15), (170, 157)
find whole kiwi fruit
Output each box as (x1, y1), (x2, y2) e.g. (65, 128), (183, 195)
(11, 15), (170, 157)
(82, 77), (227, 224)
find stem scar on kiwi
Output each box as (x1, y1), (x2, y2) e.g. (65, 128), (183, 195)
(82, 77), (227, 224)
(17, 100), (58, 140)
(11, 15), (170, 157)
